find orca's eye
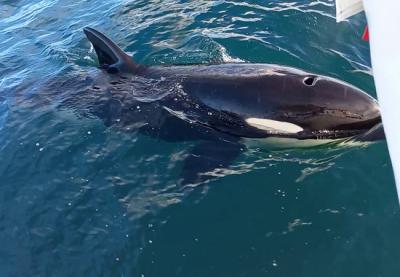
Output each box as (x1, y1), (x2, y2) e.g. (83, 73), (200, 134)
(303, 76), (317, 86)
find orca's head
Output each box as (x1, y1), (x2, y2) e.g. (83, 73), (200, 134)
(268, 72), (382, 139)
(175, 63), (383, 141)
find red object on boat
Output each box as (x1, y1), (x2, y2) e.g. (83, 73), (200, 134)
(362, 26), (369, 41)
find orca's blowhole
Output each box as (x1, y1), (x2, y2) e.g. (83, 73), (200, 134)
(303, 76), (316, 86)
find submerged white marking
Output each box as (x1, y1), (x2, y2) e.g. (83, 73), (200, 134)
(243, 137), (340, 149)
(243, 137), (371, 150)
(245, 118), (303, 134)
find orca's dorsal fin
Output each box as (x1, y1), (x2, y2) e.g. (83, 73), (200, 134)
(84, 27), (141, 74)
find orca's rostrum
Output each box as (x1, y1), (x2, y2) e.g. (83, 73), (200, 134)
(82, 27), (384, 184)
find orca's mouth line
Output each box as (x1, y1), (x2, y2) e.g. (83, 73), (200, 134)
(288, 128), (372, 140)
(314, 130), (364, 140)
(281, 108), (364, 120)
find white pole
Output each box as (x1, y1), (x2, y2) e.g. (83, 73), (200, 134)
(363, 0), (400, 202)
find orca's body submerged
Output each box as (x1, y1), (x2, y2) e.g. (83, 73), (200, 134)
(81, 27), (384, 184)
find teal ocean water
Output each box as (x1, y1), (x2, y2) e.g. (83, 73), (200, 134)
(0, 0), (398, 276)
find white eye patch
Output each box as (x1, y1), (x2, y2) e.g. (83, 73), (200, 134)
(245, 118), (303, 134)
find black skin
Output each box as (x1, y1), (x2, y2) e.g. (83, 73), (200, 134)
(144, 63), (381, 139)
(59, 27), (384, 184)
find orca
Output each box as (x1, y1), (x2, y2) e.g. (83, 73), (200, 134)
(79, 27), (384, 184)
